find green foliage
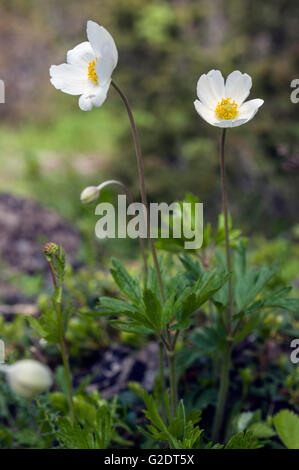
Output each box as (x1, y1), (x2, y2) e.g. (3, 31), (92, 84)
(27, 245), (73, 345)
(224, 431), (261, 449)
(140, 390), (202, 449)
(274, 410), (299, 449)
(56, 405), (113, 449)
(96, 257), (230, 335)
(1, 0), (299, 451)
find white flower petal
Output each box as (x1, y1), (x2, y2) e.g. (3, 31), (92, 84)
(225, 71), (252, 105)
(206, 70), (225, 102)
(196, 74), (219, 109)
(50, 63), (89, 95)
(67, 41), (95, 69)
(238, 98), (264, 119)
(194, 100), (219, 126)
(235, 98), (264, 125)
(86, 20), (118, 67)
(214, 118), (249, 128)
(95, 51), (115, 86)
(78, 94), (94, 111)
(91, 82), (110, 107)
(78, 82), (110, 111)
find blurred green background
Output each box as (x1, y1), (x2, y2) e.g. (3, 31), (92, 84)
(0, 0), (298, 264)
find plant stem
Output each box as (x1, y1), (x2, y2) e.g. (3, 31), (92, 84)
(47, 260), (74, 423)
(212, 129), (234, 442)
(219, 129), (232, 328)
(212, 343), (232, 442)
(56, 289), (75, 424)
(159, 341), (165, 392)
(159, 341), (167, 422)
(111, 80), (171, 413)
(167, 350), (177, 416)
(111, 80), (165, 303)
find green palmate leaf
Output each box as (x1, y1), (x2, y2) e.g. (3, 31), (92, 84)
(95, 405), (114, 449)
(107, 320), (152, 335)
(179, 254), (203, 281)
(141, 392), (180, 449)
(195, 269), (232, 308)
(146, 266), (161, 299)
(160, 282), (180, 328)
(99, 296), (140, 315)
(233, 313), (260, 344)
(27, 309), (59, 344)
(235, 264), (277, 313)
(56, 418), (97, 449)
(140, 391), (202, 449)
(110, 258), (143, 306)
(177, 292), (198, 329)
(235, 286), (299, 319)
(214, 213), (242, 247)
(234, 239), (247, 278)
(249, 423), (276, 439)
(191, 321), (226, 355)
(56, 404), (114, 449)
(274, 410), (299, 449)
(143, 288), (162, 331)
(224, 431), (261, 449)
(261, 287), (299, 313)
(173, 266), (231, 330)
(98, 296), (155, 331)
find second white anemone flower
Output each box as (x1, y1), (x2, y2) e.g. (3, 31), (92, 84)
(194, 70), (263, 128)
(50, 20), (118, 111)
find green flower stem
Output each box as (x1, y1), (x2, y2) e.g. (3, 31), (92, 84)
(212, 130), (234, 442)
(48, 260), (74, 423)
(159, 341), (165, 392)
(111, 80), (165, 304)
(159, 341), (167, 421)
(219, 129), (232, 327)
(212, 343), (232, 442)
(56, 289), (75, 424)
(167, 350), (177, 417)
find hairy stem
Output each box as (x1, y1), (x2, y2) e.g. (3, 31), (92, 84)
(213, 131), (234, 441)
(167, 350), (177, 417)
(56, 292), (75, 424)
(212, 344), (232, 442)
(48, 261), (74, 423)
(219, 129), (232, 327)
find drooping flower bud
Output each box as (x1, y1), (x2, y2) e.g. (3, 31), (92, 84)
(4, 360), (53, 399)
(80, 186), (100, 204)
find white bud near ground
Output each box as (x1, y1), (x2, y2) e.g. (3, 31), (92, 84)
(3, 360), (52, 399)
(80, 186), (100, 204)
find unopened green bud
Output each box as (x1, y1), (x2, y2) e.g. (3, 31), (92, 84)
(4, 360), (52, 399)
(44, 242), (58, 260)
(80, 186), (100, 204)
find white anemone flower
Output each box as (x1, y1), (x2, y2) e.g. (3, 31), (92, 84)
(50, 20), (118, 111)
(194, 70), (263, 128)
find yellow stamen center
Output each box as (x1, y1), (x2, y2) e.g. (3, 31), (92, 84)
(215, 97), (239, 120)
(88, 58), (98, 84)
